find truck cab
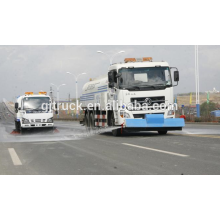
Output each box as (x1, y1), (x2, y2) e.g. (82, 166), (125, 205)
(14, 92), (54, 132)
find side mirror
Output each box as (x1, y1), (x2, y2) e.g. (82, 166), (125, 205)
(15, 103), (19, 113)
(108, 71), (117, 88)
(174, 71), (179, 82)
(116, 72), (122, 78)
(55, 103), (58, 114)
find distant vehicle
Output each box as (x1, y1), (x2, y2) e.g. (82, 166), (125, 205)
(14, 92), (54, 132)
(210, 110), (220, 117)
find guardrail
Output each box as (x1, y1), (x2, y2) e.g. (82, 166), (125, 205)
(2, 99), (15, 115)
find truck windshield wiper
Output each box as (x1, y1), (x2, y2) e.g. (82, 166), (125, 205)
(126, 86), (141, 90)
(141, 84), (166, 89)
(124, 84), (166, 90)
(154, 83), (166, 87)
(25, 108), (43, 111)
(139, 85), (157, 89)
(33, 108), (44, 111)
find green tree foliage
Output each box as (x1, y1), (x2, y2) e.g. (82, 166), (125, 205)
(200, 101), (217, 117)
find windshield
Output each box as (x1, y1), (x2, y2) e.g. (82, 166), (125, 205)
(23, 97), (50, 110)
(118, 67), (172, 90)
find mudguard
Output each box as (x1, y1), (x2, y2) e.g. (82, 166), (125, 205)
(125, 114), (185, 128)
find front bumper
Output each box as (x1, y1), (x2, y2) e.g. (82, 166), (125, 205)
(125, 114), (185, 131)
(21, 123), (54, 128)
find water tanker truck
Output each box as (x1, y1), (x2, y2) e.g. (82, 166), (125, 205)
(80, 57), (185, 136)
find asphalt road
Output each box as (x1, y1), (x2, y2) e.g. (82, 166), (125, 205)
(1, 102), (220, 175)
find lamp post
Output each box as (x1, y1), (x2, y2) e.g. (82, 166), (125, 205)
(97, 50), (125, 65)
(195, 45), (200, 117)
(51, 83), (66, 117)
(66, 72), (87, 117)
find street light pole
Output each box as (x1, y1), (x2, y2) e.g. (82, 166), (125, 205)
(195, 45), (200, 117)
(97, 50), (125, 65)
(51, 83), (66, 117)
(66, 72), (87, 101)
(66, 72), (87, 117)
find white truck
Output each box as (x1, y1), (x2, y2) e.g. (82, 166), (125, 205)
(14, 92), (54, 133)
(80, 57), (185, 136)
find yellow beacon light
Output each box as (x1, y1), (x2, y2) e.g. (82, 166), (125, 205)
(39, 92), (47, 95)
(143, 57), (153, 62)
(25, 92), (34, 95)
(124, 58), (136, 63)
(124, 57), (153, 63)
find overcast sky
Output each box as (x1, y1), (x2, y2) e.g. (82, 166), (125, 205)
(0, 45), (219, 101)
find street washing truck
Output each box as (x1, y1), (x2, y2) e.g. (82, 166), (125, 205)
(14, 92), (54, 133)
(80, 57), (185, 136)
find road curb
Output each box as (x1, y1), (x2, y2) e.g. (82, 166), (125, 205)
(2, 101), (14, 115)
(186, 122), (220, 125)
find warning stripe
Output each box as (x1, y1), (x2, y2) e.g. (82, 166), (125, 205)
(95, 122), (107, 127)
(95, 115), (106, 119)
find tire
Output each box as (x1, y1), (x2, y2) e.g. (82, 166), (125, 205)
(15, 121), (21, 132)
(158, 131), (168, 135)
(112, 128), (122, 137)
(89, 112), (95, 130)
(15, 121), (19, 131)
(110, 113), (122, 137)
(85, 112), (90, 132)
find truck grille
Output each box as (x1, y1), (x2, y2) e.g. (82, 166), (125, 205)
(130, 96), (165, 106)
(35, 119), (41, 122)
(133, 114), (145, 119)
(133, 113), (165, 119)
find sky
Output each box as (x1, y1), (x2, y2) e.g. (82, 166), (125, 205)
(0, 45), (220, 101)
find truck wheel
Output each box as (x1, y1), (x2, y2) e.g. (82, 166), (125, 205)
(89, 112), (95, 130)
(85, 112), (90, 132)
(110, 113), (122, 137)
(15, 121), (21, 132)
(112, 128), (122, 137)
(158, 131), (168, 135)
(15, 121), (19, 131)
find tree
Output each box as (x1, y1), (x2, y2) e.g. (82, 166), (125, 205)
(200, 101), (217, 117)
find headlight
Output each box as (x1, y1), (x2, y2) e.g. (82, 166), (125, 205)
(22, 118), (29, 124)
(47, 118), (53, 123)
(120, 111), (130, 118)
(168, 110), (175, 115)
(124, 112), (130, 118)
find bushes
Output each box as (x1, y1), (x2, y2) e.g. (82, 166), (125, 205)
(194, 117), (202, 122)
(193, 116), (220, 123)
(200, 101), (217, 117)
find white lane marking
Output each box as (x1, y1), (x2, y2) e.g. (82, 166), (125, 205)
(170, 133), (220, 139)
(122, 143), (189, 157)
(8, 148), (22, 165)
(31, 142), (57, 145)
